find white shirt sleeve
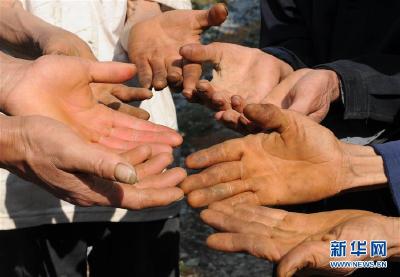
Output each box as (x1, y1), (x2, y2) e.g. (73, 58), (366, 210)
(150, 0), (192, 10)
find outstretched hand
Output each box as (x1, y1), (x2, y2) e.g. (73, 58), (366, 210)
(0, 115), (185, 209)
(201, 204), (399, 277)
(179, 42), (292, 129)
(127, 4), (228, 90)
(182, 104), (385, 207)
(1, 55), (181, 153)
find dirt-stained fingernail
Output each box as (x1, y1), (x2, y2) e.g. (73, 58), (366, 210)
(115, 163), (137, 184)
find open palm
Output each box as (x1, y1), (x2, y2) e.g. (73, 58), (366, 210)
(182, 104), (346, 207)
(2, 55), (181, 152)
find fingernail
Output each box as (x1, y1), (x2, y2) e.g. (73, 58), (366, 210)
(115, 163), (137, 184)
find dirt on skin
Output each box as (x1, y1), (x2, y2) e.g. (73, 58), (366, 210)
(176, 2), (273, 275)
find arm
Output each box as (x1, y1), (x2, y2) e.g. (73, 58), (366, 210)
(373, 141), (400, 214)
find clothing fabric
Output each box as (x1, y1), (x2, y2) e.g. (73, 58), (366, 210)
(0, 0), (191, 230)
(374, 141), (400, 214)
(0, 217), (180, 277)
(260, 0), (400, 123)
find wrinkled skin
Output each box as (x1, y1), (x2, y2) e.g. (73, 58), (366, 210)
(127, 4), (228, 90)
(2, 55), (182, 153)
(0, 115), (185, 209)
(201, 204), (399, 277)
(182, 104), (349, 207)
(38, 25), (152, 118)
(179, 42), (292, 128)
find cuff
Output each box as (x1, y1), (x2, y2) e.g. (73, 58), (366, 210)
(316, 60), (369, 120)
(373, 141), (400, 214)
(261, 46), (307, 70)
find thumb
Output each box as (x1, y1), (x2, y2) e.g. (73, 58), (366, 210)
(88, 61), (137, 84)
(180, 43), (222, 64)
(243, 104), (290, 133)
(194, 3), (228, 29)
(64, 143), (138, 184)
(277, 241), (327, 277)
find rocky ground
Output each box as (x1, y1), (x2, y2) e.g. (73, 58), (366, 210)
(177, 1), (273, 276)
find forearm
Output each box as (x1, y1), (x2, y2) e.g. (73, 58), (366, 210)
(0, 2), (58, 49)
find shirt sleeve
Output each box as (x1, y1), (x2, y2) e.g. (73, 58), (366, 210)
(373, 141), (400, 214)
(149, 0), (191, 10)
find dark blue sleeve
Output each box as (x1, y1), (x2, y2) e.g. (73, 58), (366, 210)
(373, 141), (400, 213)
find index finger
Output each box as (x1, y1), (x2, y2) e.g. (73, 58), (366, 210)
(185, 139), (244, 169)
(182, 59), (202, 98)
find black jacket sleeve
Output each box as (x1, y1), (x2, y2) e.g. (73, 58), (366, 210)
(259, 0), (314, 68)
(317, 55), (400, 123)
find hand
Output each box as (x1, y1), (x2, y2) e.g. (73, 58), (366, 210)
(126, 4), (228, 90)
(234, 68), (341, 124)
(38, 27), (154, 118)
(0, 115), (186, 208)
(181, 104), (387, 207)
(201, 204), (400, 276)
(179, 42), (292, 113)
(0, 54), (182, 153)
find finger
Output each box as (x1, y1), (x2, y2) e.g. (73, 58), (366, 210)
(185, 139), (244, 169)
(234, 204), (288, 224)
(110, 128), (182, 147)
(166, 57), (183, 87)
(214, 191), (261, 207)
(231, 95), (246, 113)
(120, 185), (184, 209)
(136, 56), (153, 89)
(110, 85), (153, 102)
(180, 161), (241, 193)
(196, 80), (228, 110)
(135, 153), (173, 179)
(180, 43), (222, 64)
(194, 3), (228, 29)
(214, 111), (224, 120)
(277, 241), (328, 277)
(98, 136), (173, 154)
(89, 61), (137, 83)
(110, 108), (177, 133)
(99, 94), (150, 119)
(61, 141), (138, 184)
(120, 145), (152, 165)
(149, 57), (168, 90)
(201, 209), (268, 235)
(243, 104), (290, 133)
(206, 233), (279, 261)
(135, 167), (187, 189)
(188, 180), (250, 208)
(220, 109), (242, 130)
(182, 59), (202, 98)
(113, 103), (150, 120)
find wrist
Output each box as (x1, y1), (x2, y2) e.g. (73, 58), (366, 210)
(121, 0), (162, 51)
(315, 69), (340, 102)
(0, 115), (25, 170)
(340, 143), (387, 192)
